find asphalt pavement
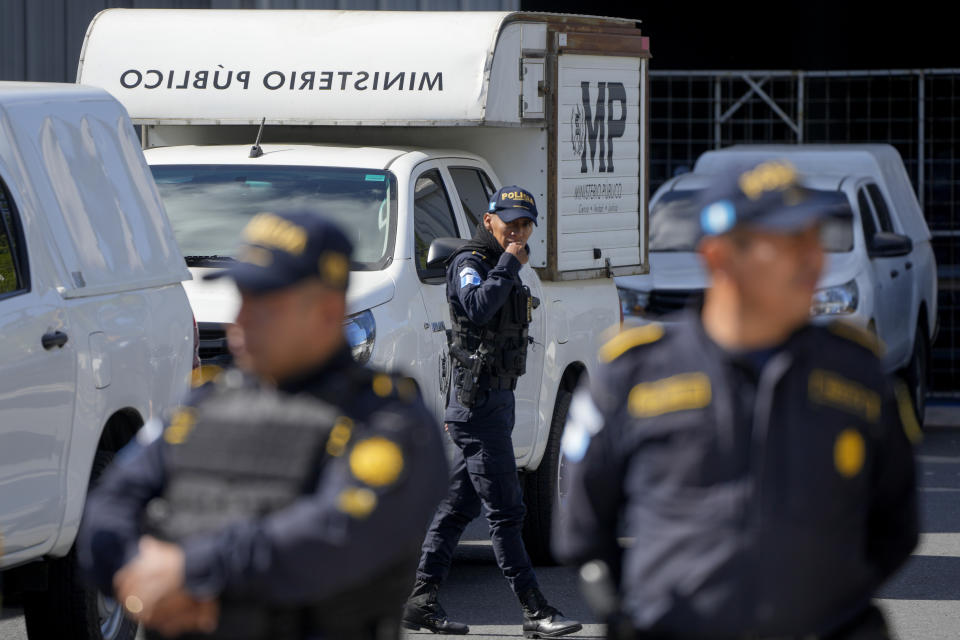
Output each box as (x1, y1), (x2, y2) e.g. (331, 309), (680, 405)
(3, 407), (960, 640)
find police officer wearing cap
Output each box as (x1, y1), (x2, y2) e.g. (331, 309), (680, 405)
(403, 187), (581, 637)
(78, 211), (448, 640)
(554, 161), (920, 640)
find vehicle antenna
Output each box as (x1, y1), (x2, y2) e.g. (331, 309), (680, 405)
(249, 117), (266, 158)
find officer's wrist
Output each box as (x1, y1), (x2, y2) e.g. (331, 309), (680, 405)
(498, 251), (522, 274)
(180, 536), (227, 598)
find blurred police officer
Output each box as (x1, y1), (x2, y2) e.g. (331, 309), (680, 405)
(403, 187), (581, 637)
(554, 161), (921, 640)
(78, 211), (448, 640)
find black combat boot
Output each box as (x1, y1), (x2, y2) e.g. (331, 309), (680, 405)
(518, 587), (582, 638)
(402, 580), (470, 635)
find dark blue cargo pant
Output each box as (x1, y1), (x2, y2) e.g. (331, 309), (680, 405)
(416, 391), (538, 595)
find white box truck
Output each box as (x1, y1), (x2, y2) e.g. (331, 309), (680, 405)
(77, 9), (651, 561)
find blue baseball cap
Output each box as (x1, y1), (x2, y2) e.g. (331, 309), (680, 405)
(698, 160), (847, 237)
(204, 211), (352, 293)
(488, 186), (539, 225)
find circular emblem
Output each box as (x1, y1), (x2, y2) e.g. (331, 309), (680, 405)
(700, 200), (737, 235)
(349, 437), (404, 487)
(834, 428), (865, 478)
(570, 103), (585, 158)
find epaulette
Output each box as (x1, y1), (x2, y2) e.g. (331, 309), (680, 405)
(190, 364), (224, 389)
(893, 380), (923, 445)
(828, 321), (885, 358)
(369, 371), (420, 404)
(598, 323), (664, 363)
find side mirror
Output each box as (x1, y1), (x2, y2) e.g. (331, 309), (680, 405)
(868, 232), (913, 258)
(426, 237), (468, 270)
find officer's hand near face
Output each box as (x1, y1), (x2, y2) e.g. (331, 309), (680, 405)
(506, 242), (529, 265)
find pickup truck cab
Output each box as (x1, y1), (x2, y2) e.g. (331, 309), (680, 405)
(617, 144), (937, 420)
(77, 8), (653, 560)
(0, 82), (194, 640)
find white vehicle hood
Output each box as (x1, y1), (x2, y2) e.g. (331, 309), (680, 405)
(616, 252), (707, 292)
(185, 267), (396, 324)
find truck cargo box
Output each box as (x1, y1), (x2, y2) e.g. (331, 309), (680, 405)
(77, 9), (651, 280)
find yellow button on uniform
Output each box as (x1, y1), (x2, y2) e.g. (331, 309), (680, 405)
(834, 429), (866, 478)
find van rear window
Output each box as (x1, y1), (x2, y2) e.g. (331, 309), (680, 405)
(151, 165), (396, 270)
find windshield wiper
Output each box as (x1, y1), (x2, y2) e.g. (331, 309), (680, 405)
(185, 255), (235, 267)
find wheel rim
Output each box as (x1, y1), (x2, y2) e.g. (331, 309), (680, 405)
(98, 592), (125, 639)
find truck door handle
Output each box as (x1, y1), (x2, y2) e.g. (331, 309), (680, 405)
(890, 270), (899, 279)
(906, 261), (913, 270)
(42, 331), (68, 350)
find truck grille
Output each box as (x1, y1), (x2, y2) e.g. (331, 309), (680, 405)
(197, 322), (233, 367)
(646, 289), (703, 317)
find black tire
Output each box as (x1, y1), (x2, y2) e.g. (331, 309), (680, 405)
(522, 389), (573, 566)
(23, 450), (138, 640)
(901, 326), (929, 428)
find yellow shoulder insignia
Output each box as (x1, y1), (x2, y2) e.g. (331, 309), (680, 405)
(893, 380), (923, 445)
(349, 437), (404, 487)
(163, 408), (196, 445)
(828, 321), (884, 357)
(599, 323), (664, 363)
(190, 364), (222, 388)
(395, 376), (419, 403)
(372, 373), (394, 398)
(326, 416), (354, 457)
(337, 487), (377, 519)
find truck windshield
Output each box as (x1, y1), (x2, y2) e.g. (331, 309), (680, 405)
(649, 189), (854, 253)
(151, 165), (396, 270)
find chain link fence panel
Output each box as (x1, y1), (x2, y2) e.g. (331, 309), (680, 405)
(650, 69), (960, 394)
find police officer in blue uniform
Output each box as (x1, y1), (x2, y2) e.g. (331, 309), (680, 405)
(554, 161), (920, 640)
(78, 211), (448, 639)
(403, 187), (581, 638)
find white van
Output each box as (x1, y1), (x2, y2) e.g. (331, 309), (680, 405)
(616, 144), (937, 421)
(77, 9), (652, 560)
(0, 82), (194, 639)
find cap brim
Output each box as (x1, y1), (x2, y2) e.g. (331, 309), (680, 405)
(201, 261), (291, 293)
(494, 209), (538, 225)
(749, 192), (851, 232)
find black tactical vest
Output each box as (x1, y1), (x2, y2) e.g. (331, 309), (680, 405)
(144, 370), (406, 640)
(448, 252), (534, 392)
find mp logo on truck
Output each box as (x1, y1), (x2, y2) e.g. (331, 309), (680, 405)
(571, 82), (627, 174)
(557, 53), (643, 271)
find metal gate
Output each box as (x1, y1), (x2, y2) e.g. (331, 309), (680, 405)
(650, 69), (960, 394)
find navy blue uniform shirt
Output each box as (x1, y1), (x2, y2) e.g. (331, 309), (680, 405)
(78, 347), (448, 605)
(554, 312), (919, 637)
(444, 248), (523, 424)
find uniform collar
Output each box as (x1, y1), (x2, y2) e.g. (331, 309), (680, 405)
(687, 307), (814, 370)
(276, 345), (356, 394)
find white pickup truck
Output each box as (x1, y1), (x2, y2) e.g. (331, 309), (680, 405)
(617, 144), (937, 421)
(77, 8), (652, 560)
(0, 83), (194, 639)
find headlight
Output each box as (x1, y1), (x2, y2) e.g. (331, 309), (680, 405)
(811, 280), (859, 316)
(344, 309), (376, 364)
(617, 287), (651, 318)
